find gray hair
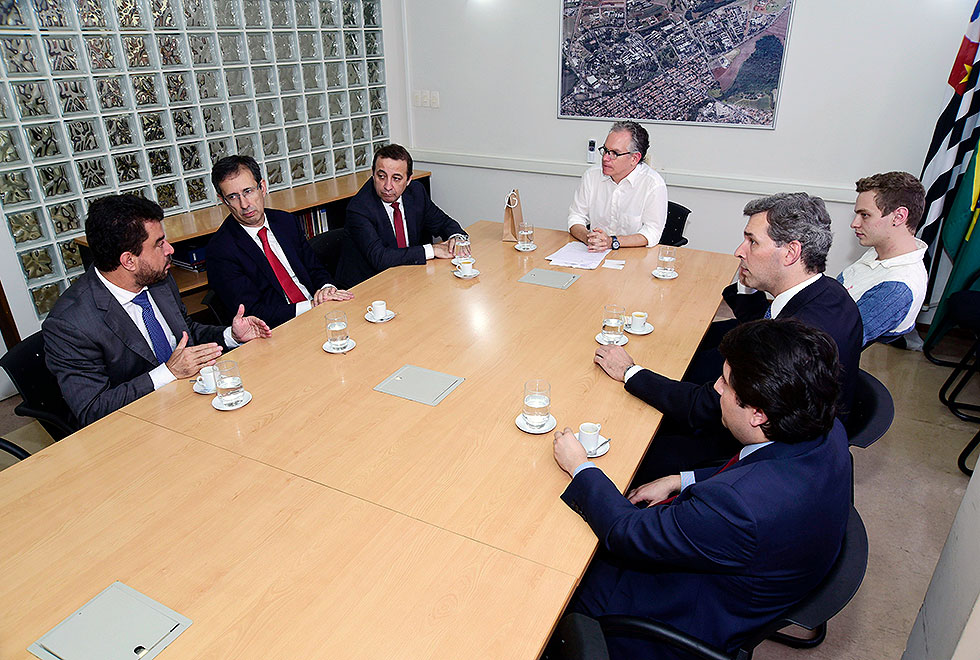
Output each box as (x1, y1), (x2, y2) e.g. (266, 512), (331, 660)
(743, 193), (832, 273)
(609, 121), (649, 160)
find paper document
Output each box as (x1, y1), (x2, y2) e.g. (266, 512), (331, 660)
(602, 260), (625, 270)
(545, 242), (611, 270)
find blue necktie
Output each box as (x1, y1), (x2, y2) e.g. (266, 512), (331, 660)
(764, 306), (772, 319)
(131, 290), (173, 364)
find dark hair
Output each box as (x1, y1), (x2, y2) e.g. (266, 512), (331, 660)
(719, 318), (839, 444)
(743, 192), (833, 273)
(86, 194), (164, 272)
(211, 155), (263, 193)
(610, 120), (650, 160)
(856, 171), (926, 232)
(372, 143), (413, 176)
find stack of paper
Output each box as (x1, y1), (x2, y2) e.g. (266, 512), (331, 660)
(545, 242), (611, 270)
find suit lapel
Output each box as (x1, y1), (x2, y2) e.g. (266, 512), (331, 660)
(149, 278), (189, 340)
(780, 276), (826, 318)
(89, 270), (158, 366)
(227, 218), (283, 292)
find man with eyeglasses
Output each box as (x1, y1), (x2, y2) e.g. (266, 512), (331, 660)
(567, 121), (668, 251)
(206, 155), (354, 328)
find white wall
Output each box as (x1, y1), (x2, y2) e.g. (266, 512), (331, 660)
(385, 0), (967, 275)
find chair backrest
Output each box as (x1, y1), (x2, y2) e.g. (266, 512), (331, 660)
(308, 227), (349, 278)
(844, 369), (894, 448)
(661, 201), (691, 247)
(202, 289), (234, 326)
(0, 331), (77, 440)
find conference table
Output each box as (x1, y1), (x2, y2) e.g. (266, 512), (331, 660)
(0, 221), (737, 659)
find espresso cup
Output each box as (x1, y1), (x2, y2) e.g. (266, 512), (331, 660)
(458, 258), (475, 275)
(630, 311), (648, 330)
(578, 422), (602, 454)
(369, 300), (387, 320)
(197, 365), (217, 393)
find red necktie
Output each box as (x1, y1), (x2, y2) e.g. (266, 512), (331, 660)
(258, 226), (307, 304)
(654, 452), (741, 506)
(392, 201), (408, 248)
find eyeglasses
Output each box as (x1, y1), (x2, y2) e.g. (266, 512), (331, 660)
(598, 146), (635, 159)
(223, 187), (261, 204)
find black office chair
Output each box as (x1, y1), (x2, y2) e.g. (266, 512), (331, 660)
(201, 289), (234, 326)
(545, 505), (869, 660)
(308, 227), (349, 281)
(0, 331), (78, 451)
(660, 201), (691, 247)
(844, 369), (895, 449)
(935, 291), (980, 423)
(0, 438), (31, 461)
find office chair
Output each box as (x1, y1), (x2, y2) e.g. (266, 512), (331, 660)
(202, 289), (234, 326)
(844, 369), (894, 449)
(0, 438), (30, 461)
(935, 291), (980, 423)
(308, 227), (349, 284)
(545, 505), (868, 660)
(660, 201), (691, 247)
(0, 331), (78, 451)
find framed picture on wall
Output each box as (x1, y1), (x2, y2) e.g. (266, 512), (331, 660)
(558, 0), (795, 128)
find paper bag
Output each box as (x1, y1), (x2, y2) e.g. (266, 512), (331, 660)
(502, 189), (524, 242)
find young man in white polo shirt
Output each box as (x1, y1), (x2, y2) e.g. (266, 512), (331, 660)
(837, 171), (927, 348)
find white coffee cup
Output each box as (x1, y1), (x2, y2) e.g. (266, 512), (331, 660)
(631, 311), (648, 330)
(578, 422), (602, 454)
(458, 258), (475, 275)
(369, 300), (387, 320)
(197, 365), (218, 393)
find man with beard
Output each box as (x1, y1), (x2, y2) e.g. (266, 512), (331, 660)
(43, 194), (272, 426)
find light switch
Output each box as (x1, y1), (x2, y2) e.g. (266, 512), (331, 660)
(431, 91), (440, 108)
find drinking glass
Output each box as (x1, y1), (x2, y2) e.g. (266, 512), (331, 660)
(518, 222), (534, 248)
(453, 236), (471, 259)
(657, 245), (677, 275)
(601, 304), (626, 344)
(325, 310), (349, 350)
(215, 360), (245, 406)
(522, 379), (551, 430)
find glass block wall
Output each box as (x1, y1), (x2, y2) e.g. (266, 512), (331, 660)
(0, 0), (389, 319)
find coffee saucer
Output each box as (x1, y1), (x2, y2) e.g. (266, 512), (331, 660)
(322, 338), (357, 354)
(652, 269), (678, 280)
(575, 432), (611, 458)
(365, 310), (396, 323)
(453, 269), (480, 279)
(514, 243), (537, 252)
(451, 257), (474, 266)
(515, 413), (557, 434)
(192, 380), (215, 395)
(212, 390), (252, 411)
(625, 322), (654, 336)
(595, 333), (628, 346)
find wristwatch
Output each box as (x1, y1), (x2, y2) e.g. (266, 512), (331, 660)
(611, 235), (620, 250)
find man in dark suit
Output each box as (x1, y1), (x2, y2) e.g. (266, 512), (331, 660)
(554, 319), (851, 660)
(336, 144), (469, 286)
(596, 192), (862, 476)
(207, 155), (354, 328)
(43, 195), (271, 427)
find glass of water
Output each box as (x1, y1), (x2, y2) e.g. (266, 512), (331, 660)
(657, 245), (677, 275)
(522, 379), (551, 430)
(601, 304), (626, 344)
(215, 360), (245, 406)
(453, 236), (471, 259)
(518, 222), (534, 248)
(325, 310), (349, 350)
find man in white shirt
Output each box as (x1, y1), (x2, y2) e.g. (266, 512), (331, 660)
(837, 171), (927, 347)
(207, 155), (355, 328)
(43, 194), (272, 426)
(567, 121), (668, 251)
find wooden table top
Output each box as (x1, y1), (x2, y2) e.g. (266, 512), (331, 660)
(122, 221), (738, 576)
(75, 170), (432, 247)
(0, 414), (575, 659)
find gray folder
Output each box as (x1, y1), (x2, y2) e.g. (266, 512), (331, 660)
(374, 365), (464, 406)
(518, 268), (580, 290)
(29, 582), (191, 660)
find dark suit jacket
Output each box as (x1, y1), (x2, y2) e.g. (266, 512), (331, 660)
(336, 179), (464, 286)
(627, 275), (863, 429)
(42, 268), (228, 427)
(563, 421), (851, 659)
(206, 208), (335, 328)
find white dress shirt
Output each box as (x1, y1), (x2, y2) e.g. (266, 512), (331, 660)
(242, 219), (331, 317)
(567, 162), (668, 247)
(95, 269), (236, 390)
(382, 196), (435, 260)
